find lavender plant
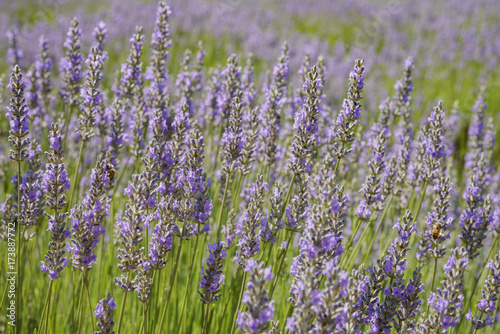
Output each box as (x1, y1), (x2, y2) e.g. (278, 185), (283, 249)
(0, 2), (499, 334)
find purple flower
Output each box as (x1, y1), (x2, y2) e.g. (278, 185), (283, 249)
(288, 65), (322, 174)
(237, 259), (275, 333)
(59, 17), (83, 106)
(467, 252), (500, 330)
(6, 65), (31, 162)
(419, 247), (469, 332)
(70, 155), (111, 271)
(330, 59), (365, 161)
(115, 174), (147, 291)
(120, 26), (144, 99)
(355, 200), (372, 220)
(392, 57), (414, 116)
(94, 293), (116, 334)
(261, 182), (284, 244)
(149, 196), (174, 270)
(6, 27), (23, 67)
(40, 124), (70, 280)
(198, 240), (226, 304)
(235, 176), (268, 267)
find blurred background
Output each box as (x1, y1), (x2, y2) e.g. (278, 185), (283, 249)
(1, 0), (499, 160)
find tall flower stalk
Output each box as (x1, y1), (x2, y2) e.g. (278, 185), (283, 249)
(330, 59), (365, 175)
(38, 123), (70, 333)
(60, 17), (83, 139)
(6, 64), (31, 330)
(199, 240), (226, 333)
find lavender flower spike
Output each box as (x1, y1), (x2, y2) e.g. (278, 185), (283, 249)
(59, 17), (83, 106)
(70, 155), (111, 271)
(134, 256), (152, 302)
(6, 27), (23, 67)
(418, 176), (453, 262)
(40, 123), (70, 280)
(7, 65), (31, 163)
(357, 130), (386, 214)
(36, 35), (53, 111)
(149, 195), (174, 270)
(115, 174), (146, 291)
(416, 247), (470, 333)
(237, 259), (275, 333)
(467, 251), (500, 330)
(331, 59), (365, 161)
(78, 47), (103, 142)
(288, 65), (322, 174)
(147, 1), (171, 113)
(94, 292), (117, 334)
(235, 175), (268, 267)
(120, 26), (144, 99)
(198, 240), (226, 304)
(393, 57), (414, 116)
(422, 101), (446, 182)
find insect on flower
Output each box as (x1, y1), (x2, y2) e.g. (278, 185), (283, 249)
(105, 163), (117, 181)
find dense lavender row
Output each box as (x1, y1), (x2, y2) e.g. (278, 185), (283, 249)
(0, 1), (499, 334)
(2, 0), (500, 117)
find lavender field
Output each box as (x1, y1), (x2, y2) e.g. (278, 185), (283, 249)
(1, 0), (500, 333)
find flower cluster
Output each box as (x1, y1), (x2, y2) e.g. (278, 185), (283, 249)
(7, 65), (31, 162)
(198, 240), (226, 304)
(417, 247), (470, 332)
(235, 175), (268, 267)
(237, 259), (275, 333)
(59, 17), (83, 106)
(70, 155), (111, 271)
(467, 252), (500, 330)
(94, 292), (117, 334)
(40, 124), (70, 280)
(330, 59), (365, 160)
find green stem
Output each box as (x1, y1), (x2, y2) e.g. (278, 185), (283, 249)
(45, 281), (53, 334)
(15, 160), (22, 333)
(97, 232), (105, 291)
(37, 280), (53, 334)
(62, 104), (72, 147)
(220, 267), (242, 328)
(269, 232), (294, 299)
(141, 302), (149, 334)
(76, 273), (86, 334)
(457, 233), (499, 330)
(259, 243), (269, 262)
(397, 181), (429, 254)
(340, 216), (362, 267)
(345, 215), (375, 269)
(117, 271), (132, 334)
(68, 141), (86, 209)
(230, 272), (247, 334)
(211, 122), (226, 175)
(412, 181), (428, 223)
(202, 304), (211, 334)
(176, 235), (200, 333)
(216, 173), (232, 239)
(0, 281), (7, 311)
(157, 238), (183, 333)
(361, 195), (394, 263)
(280, 173), (297, 222)
(84, 270), (95, 333)
(148, 270), (157, 332)
(427, 257), (438, 314)
(232, 172), (244, 205)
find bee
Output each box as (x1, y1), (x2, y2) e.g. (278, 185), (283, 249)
(432, 226), (440, 239)
(105, 163), (117, 181)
